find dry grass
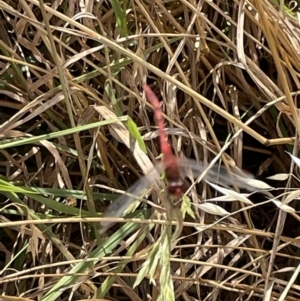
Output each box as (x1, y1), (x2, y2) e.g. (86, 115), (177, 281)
(1, 0), (300, 300)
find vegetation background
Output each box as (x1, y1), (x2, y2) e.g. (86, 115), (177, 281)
(0, 0), (300, 300)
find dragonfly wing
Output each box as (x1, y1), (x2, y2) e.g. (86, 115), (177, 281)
(178, 158), (258, 191)
(100, 163), (163, 233)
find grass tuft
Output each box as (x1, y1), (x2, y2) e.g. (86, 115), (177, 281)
(1, 0), (300, 300)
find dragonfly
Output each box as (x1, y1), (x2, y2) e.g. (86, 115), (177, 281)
(99, 84), (258, 233)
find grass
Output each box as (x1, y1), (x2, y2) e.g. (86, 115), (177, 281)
(1, 0), (300, 300)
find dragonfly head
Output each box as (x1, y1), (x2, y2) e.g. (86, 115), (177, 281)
(167, 179), (189, 197)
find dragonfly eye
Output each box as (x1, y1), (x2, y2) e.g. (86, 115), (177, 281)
(167, 186), (184, 197)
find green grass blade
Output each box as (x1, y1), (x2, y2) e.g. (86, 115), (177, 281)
(0, 116), (128, 149)
(127, 118), (147, 153)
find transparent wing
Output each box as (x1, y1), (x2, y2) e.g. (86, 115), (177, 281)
(100, 163), (163, 233)
(178, 158), (258, 191)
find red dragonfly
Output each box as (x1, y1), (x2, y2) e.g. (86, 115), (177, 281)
(100, 84), (257, 233)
